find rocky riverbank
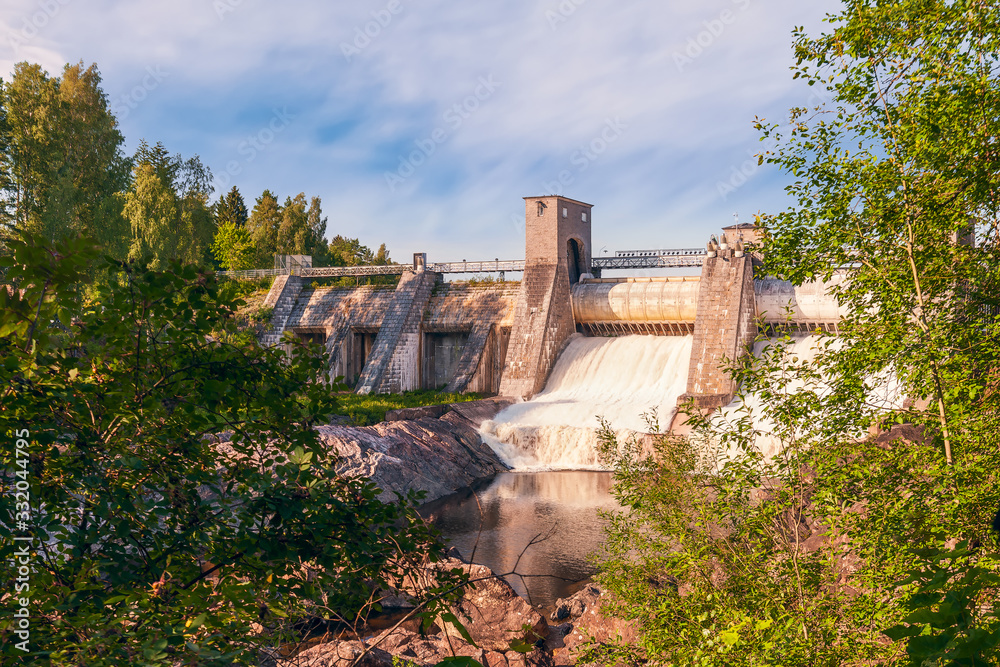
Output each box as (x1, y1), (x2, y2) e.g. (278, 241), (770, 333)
(320, 397), (515, 503)
(275, 555), (635, 667)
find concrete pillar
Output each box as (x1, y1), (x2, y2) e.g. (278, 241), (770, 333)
(681, 243), (757, 409)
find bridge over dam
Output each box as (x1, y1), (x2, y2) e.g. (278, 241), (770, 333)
(255, 195), (845, 408)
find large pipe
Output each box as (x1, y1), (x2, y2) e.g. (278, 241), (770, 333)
(571, 278), (700, 324)
(755, 276), (847, 324)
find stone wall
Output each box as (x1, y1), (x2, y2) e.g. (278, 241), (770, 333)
(279, 277), (519, 394)
(683, 247), (757, 408)
(498, 262), (577, 399)
(356, 271), (440, 395)
(423, 281), (518, 393)
(498, 196), (593, 400)
(282, 284), (396, 383)
(259, 274), (304, 347)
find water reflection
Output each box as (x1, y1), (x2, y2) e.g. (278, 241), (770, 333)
(421, 471), (620, 613)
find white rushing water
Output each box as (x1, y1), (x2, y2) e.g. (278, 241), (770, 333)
(715, 334), (905, 462)
(481, 334), (693, 470)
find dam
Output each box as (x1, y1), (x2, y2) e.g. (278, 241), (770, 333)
(241, 197), (852, 607)
(253, 195), (844, 410)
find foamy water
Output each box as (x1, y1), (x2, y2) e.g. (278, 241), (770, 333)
(715, 335), (904, 461)
(481, 334), (693, 470)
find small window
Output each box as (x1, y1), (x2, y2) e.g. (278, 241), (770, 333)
(562, 207), (568, 218)
(537, 202), (545, 216)
(582, 211), (588, 222)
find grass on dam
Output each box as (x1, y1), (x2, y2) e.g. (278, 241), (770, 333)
(332, 389), (484, 426)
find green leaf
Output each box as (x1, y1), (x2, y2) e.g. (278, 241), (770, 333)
(441, 612), (477, 647)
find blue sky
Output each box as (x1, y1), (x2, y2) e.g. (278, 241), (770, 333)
(2, 0), (841, 263)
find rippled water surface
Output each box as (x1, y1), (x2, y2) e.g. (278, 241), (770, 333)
(422, 471), (620, 613)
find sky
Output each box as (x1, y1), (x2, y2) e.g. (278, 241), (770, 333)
(1, 0), (842, 264)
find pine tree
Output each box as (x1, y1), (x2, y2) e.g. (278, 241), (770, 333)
(214, 186), (249, 229)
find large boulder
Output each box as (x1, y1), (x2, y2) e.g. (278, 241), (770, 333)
(318, 412), (508, 503)
(545, 584), (638, 667)
(442, 560), (549, 652)
(283, 640), (394, 667)
(283, 629), (553, 667)
(398, 557), (549, 653)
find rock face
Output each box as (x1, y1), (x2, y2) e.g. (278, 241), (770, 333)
(286, 630), (554, 667)
(546, 584), (638, 667)
(435, 559), (549, 652)
(320, 399), (514, 503)
(284, 555), (553, 667)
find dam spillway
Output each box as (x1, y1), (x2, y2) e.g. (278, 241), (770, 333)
(481, 334), (693, 470)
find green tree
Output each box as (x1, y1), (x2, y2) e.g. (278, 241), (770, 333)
(211, 219), (256, 271)
(247, 189), (281, 267)
(277, 192), (309, 254)
(0, 63), (60, 233)
(0, 233), (454, 666)
(328, 234), (376, 266)
(124, 142), (215, 270)
(756, 0), (1000, 465)
(589, 2), (1000, 665)
(213, 185), (249, 229)
(306, 195), (329, 264)
(0, 62), (128, 251)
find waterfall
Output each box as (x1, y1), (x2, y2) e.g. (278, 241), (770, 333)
(715, 334), (905, 461)
(481, 334), (693, 470)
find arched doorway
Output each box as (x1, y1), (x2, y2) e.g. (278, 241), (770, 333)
(567, 238), (583, 285)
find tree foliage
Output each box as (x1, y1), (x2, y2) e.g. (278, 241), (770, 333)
(124, 141), (215, 270)
(211, 220), (256, 271)
(590, 335), (1000, 666)
(247, 189), (282, 267)
(213, 185), (249, 229)
(756, 0), (1000, 464)
(0, 62), (129, 252)
(0, 233), (452, 665)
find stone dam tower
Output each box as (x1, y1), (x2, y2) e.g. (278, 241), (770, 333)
(499, 196), (592, 400)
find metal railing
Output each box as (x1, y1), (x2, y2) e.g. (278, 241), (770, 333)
(429, 260), (525, 274)
(614, 248), (706, 258)
(219, 249), (709, 279)
(303, 265), (407, 277)
(217, 268), (293, 279)
(593, 252), (706, 270)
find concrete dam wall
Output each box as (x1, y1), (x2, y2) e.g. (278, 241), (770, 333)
(272, 277), (519, 394)
(261, 195), (844, 408)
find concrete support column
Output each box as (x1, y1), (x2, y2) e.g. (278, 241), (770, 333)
(681, 246), (756, 409)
